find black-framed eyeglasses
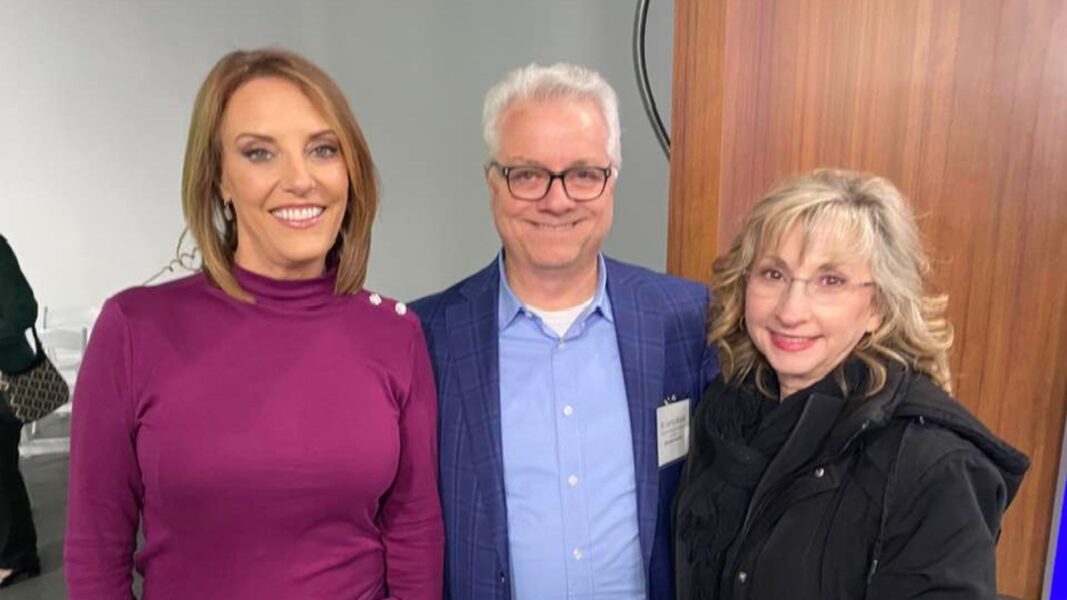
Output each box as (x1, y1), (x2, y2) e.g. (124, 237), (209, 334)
(487, 161), (614, 201)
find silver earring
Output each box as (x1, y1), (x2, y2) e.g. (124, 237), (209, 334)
(223, 201), (234, 222)
(738, 316), (746, 331)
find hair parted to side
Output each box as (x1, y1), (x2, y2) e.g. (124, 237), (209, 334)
(482, 62), (622, 168)
(182, 47), (379, 302)
(709, 169), (954, 396)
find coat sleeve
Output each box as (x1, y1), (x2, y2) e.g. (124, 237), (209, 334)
(64, 299), (142, 600)
(866, 447), (1007, 600)
(381, 319), (445, 599)
(0, 236), (38, 342)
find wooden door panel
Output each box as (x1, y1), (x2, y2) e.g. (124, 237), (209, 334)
(669, 1), (1067, 597)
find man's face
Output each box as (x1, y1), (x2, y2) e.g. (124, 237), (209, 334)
(488, 98), (615, 283)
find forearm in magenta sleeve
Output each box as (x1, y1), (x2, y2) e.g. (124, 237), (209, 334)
(65, 299), (143, 600)
(380, 322), (444, 599)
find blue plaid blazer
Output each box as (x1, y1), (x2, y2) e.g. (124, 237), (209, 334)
(412, 257), (716, 600)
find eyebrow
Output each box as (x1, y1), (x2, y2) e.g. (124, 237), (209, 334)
(756, 255), (852, 272)
(233, 129), (338, 144)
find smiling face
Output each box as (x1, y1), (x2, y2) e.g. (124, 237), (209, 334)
(218, 76), (349, 280)
(745, 224), (882, 398)
(488, 97), (615, 286)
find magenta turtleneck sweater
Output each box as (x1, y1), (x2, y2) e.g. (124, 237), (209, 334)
(64, 267), (443, 600)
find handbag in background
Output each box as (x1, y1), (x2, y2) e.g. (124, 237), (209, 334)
(0, 327), (70, 423)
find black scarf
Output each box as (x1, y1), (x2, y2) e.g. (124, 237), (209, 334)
(675, 363), (865, 599)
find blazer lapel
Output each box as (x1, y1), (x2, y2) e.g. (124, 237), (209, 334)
(606, 260), (666, 571)
(445, 266), (510, 567)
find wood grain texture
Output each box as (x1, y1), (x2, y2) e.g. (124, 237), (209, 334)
(667, 0), (727, 279)
(668, 1), (1067, 597)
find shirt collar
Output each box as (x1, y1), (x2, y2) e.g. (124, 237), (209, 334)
(497, 251), (613, 331)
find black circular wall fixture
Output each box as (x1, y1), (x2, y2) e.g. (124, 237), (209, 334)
(633, 0), (670, 159)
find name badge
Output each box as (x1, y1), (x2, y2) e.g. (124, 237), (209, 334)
(657, 396), (691, 468)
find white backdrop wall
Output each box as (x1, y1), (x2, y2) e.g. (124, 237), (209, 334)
(0, 1), (675, 310)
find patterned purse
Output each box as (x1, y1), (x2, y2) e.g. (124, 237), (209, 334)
(0, 328), (70, 423)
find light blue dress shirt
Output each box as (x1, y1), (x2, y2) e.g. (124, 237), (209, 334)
(497, 253), (645, 600)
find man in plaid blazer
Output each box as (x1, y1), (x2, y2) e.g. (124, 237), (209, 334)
(412, 63), (715, 600)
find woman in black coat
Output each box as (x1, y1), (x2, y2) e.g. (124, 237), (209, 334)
(0, 234), (41, 587)
(674, 170), (1029, 600)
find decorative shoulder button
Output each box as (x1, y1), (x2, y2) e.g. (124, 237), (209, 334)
(369, 292), (382, 306)
(394, 301), (408, 316)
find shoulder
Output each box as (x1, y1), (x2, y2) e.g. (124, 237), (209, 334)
(888, 420), (992, 486)
(605, 256), (708, 314)
(606, 257), (707, 298)
(877, 422), (1010, 542)
(871, 374), (1024, 521)
(0, 235), (22, 269)
(605, 257), (709, 335)
(105, 273), (206, 322)
(409, 286), (458, 325)
(410, 262), (497, 325)
(353, 288), (423, 340)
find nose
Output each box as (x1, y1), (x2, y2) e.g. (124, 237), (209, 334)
(773, 279), (811, 327)
(281, 154), (315, 197)
(538, 176), (576, 214)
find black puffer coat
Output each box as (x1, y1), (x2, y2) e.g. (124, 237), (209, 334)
(0, 234), (38, 374)
(674, 363), (1029, 600)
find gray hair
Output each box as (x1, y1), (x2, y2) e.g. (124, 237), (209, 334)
(482, 62), (622, 167)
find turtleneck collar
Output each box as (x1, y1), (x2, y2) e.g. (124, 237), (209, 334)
(231, 264), (342, 312)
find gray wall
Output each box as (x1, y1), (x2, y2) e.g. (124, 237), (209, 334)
(0, 0), (675, 309)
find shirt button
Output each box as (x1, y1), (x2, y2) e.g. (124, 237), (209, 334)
(814, 467), (825, 478)
(573, 547), (583, 560)
(562, 405), (574, 416)
(558, 339), (566, 349)
(567, 475), (579, 487)
(737, 571), (748, 583)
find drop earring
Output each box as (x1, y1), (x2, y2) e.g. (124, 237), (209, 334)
(223, 201), (234, 222)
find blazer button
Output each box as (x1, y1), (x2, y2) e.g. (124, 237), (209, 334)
(499, 572), (507, 586)
(737, 570), (748, 583)
(814, 467), (825, 478)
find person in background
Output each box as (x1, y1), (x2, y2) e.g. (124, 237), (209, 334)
(412, 63), (715, 600)
(673, 169), (1029, 600)
(0, 234), (42, 588)
(64, 48), (443, 599)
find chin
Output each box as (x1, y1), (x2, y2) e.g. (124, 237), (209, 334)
(530, 257), (583, 272)
(276, 247), (331, 268)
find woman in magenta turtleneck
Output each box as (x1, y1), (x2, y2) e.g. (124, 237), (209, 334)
(64, 49), (443, 600)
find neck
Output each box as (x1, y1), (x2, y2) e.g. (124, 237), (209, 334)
(234, 249), (326, 281)
(504, 256), (599, 310)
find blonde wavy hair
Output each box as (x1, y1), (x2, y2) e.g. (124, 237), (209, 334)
(710, 169), (953, 396)
(182, 48), (379, 301)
